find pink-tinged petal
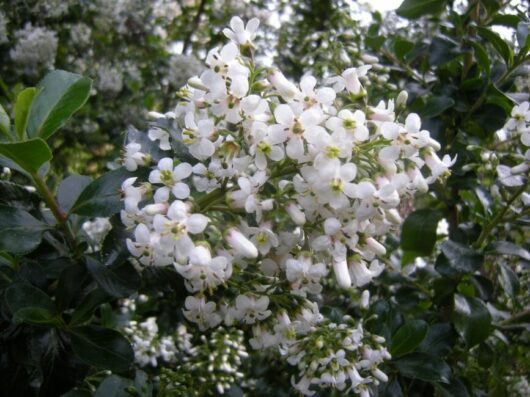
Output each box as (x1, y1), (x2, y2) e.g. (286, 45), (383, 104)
(274, 104), (295, 126)
(340, 163), (357, 181)
(269, 145), (285, 161)
(173, 162), (192, 180)
(230, 16), (245, 33)
(405, 113), (421, 133)
(148, 169), (162, 184)
(172, 182), (190, 199)
(316, 87), (336, 104)
(187, 214), (209, 234)
(246, 18), (260, 34)
(158, 157), (174, 170)
(300, 75), (316, 95)
(380, 122), (400, 139)
(286, 137), (304, 160)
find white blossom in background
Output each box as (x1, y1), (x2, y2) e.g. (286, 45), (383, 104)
(10, 23), (58, 71)
(120, 16), (453, 396)
(96, 64), (124, 95)
(82, 217), (112, 252)
(167, 54), (204, 88)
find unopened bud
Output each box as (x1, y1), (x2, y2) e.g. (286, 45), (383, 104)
(333, 259), (352, 289)
(226, 228), (258, 258)
(286, 203), (306, 225)
(396, 90), (408, 108)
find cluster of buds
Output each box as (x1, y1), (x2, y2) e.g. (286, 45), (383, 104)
(121, 16), (451, 395)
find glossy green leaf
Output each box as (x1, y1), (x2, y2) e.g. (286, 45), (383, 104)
(486, 241), (530, 261)
(85, 257), (140, 298)
(70, 167), (145, 217)
(396, 0), (447, 19)
(13, 307), (59, 325)
(14, 87), (37, 140)
(440, 240), (483, 273)
(421, 96), (455, 118)
(498, 263), (520, 300)
(477, 27), (513, 66)
(57, 174), (92, 213)
(0, 103), (10, 139)
(471, 42), (490, 75)
(94, 375), (134, 397)
(393, 352), (451, 383)
(0, 205), (48, 254)
(5, 282), (56, 314)
(401, 209), (443, 257)
(418, 323), (454, 356)
(69, 288), (110, 327)
(69, 325), (134, 372)
(0, 138), (52, 174)
(27, 70), (92, 140)
(453, 294), (491, 347)
(391, 320), (429, 357)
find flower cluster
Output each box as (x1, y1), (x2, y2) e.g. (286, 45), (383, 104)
(121, 16), (450, 395)
(495, 101), (530, 189)
(159, 327), (248, 396)
(10, 23), (58, 72)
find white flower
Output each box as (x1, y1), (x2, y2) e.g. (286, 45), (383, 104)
(328, 65), (371, 95)
(506, 101), (530, 131)
(149, 158), (193, 199)
(148, 127), (171, 151)
(175, 245), (228, 292)
(234, 295), (271, 324)
(124, 142), (149, 171)
(223, 17), (260, 47)
(183, 296), (222, 330)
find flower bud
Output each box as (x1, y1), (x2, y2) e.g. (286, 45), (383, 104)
(226, 228), (258, 258)
(365, 237), (387, 256)
(396, 90), (408, 108)
(333, 259), (352, 289)
(268, 69), (298, 101)
(361, 290), (370, 309)
(143, 203), (168, 215)
(286, 203), (306, 225)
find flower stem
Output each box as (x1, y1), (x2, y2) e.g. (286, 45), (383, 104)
(473, 183), (528, 249)
(31, 172), (77, 250)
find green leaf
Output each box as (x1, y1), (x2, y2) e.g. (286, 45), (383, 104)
(486, 241), (530, 260)
(85, 257), (140, 298)
(57, 174), (92, 213)
(391, 320), (429, 357)
(420, 96), (455, 118)
(69, 288), (110, 327)
(13, 307), (59, 325)
(440, 240), (483, 274)
(396, 0), (447, 19)
(5, 282), (58, 325)
(27, 70), (92, 140)
(14, 87), (37, 140)
(418, 323), (454, 356)
(0, 103), (12, 139)
(453, 294), (492, 347)
(69, 325), (134, 372)
(394, 38), (415, 60)
(94, 375), (134, 397)
(498, 263), (520, 300)
(70, 167), (145, 217)
(491, 14), (521, 28)
(0, 205), (48, 254)
(401, 209), (443, 257)
(471, 42), (490, 75)
(393, 352), (451, 383)
(56, 264), (89, 312)
(477, 27), (513, 66)
(0, 138), (52, 175)
(5, 282), (56, 314)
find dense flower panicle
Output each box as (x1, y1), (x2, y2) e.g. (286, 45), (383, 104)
(121, 16), (451, 396)
(10, 23), (58, 72)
